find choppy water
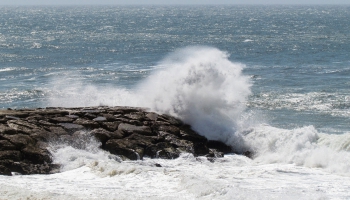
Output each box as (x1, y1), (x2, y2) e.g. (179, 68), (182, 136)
(1, 5), (350, 199)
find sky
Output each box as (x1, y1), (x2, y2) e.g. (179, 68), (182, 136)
(0, 0), (349, 5)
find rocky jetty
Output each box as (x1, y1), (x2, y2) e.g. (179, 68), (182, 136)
(0, 106), (233, 176)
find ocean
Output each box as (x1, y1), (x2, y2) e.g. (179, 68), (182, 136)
(0, 5), (350, 199)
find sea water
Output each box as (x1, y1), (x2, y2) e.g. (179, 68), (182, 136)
(0, 5), (350, 199)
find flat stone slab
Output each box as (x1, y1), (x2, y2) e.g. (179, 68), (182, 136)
(59, 123), (84, 130)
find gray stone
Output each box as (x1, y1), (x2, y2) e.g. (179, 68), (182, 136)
(0, 140), (17, 150)
(146, 112), (158, 121)
(74, 118), (99, 129)
(59, 123), (84, 131)
(50, 116), (75, 123)
(100, 122), (120, 132)
(0, 150), (22, 161)
(93, 116), (107, 122)
(118, 123), (154, 136)
(2, 134), (35, 149)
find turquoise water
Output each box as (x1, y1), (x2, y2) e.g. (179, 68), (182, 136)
(1, 5), (350, 134)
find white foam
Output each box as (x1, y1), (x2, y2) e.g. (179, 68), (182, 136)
(244, 124), (350, 174)
(137, 46), (252, 151)
(1, 154), (350, 200)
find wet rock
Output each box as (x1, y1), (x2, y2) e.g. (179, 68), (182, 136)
(105, 139), (141, 160)
(21, 145), (52, 164)
(100, 114), (117, 122)
(146, 112), (158, 121)
(93, 116), (107, 122)
(0, 140), (17, 151)
(73, 118), (99, 129)
(0, 164), (11, 176)
(7, 120), (43, 135)
(2, 134), (35, 149)
(50, 116), (75, 123)
(59, 123), (84, 132)
(66, 114), (79, 119)
(47, 126), (68, 136)
(5, 115), (20, 120)
(0, 150), (22, 161)
(207, 140), (232, 154)
(0, 124), (17, 135)
(118, 123), (154, 136)
(84, 113), (97, 120)
(0, 106), (238, 175)
(89, 128), (114, 144)
(157, 125), (181, 136)
(145, 142), (180, 159)
(100, 122), (120, 132)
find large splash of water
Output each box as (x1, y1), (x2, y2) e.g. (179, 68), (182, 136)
(137, 47), (252, 150)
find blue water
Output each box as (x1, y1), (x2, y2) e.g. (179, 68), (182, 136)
(1, 5), (350, 134)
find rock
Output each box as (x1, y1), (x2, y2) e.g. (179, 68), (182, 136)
(0, 164), (11, 176)
(0, 150), (22, 161)
(0, 124), (17, 135)
(118, 123), (155, 136)
(155, 163), (162, 167)
(100, 122), (120, 132)
(100, 114), (117, 122)
(73, 118), (99, 129)
(66, 114), (79, 119)
(7, 120), (43, 135)
(207, 140), (232, 154)
(125, 112), (145, 121)
(0, 140), (17, 150)
(5, 115), (20, 120)
(105, 133), (157, 160)
(84, 113), (97, 120)
(145, 142), (180, 159)
(89, 128), (114, 144)
(105, 139), (141, 160)
(157, 125), (181, 136)
(50, 116), (75, 123)
(59, 123), (84, 132)
(2, 134), (35, 149)
(146, 113), (158, 121)
(0, 106), (239, 175)
(93, 116), (107, 122)
(47, 126), (68, 136)
(21, 145), (52, 164)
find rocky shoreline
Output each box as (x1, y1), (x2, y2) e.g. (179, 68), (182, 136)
(0, 106), (237, 176)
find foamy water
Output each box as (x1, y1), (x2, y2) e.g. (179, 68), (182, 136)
(1, 153), (350, 199)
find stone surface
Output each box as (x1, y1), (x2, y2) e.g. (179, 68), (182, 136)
(0, 106), (240, 176)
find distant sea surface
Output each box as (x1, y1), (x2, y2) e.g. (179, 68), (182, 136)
(1, 5), (350, 199)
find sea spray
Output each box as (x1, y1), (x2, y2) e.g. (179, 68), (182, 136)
(48, 131), (114, 172)
(244, 125), (350, 174)
(138, 47), (252, 151)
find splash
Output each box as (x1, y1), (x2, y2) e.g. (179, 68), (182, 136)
(138, 47), (252, 151)
(245, 125), (350, 174)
